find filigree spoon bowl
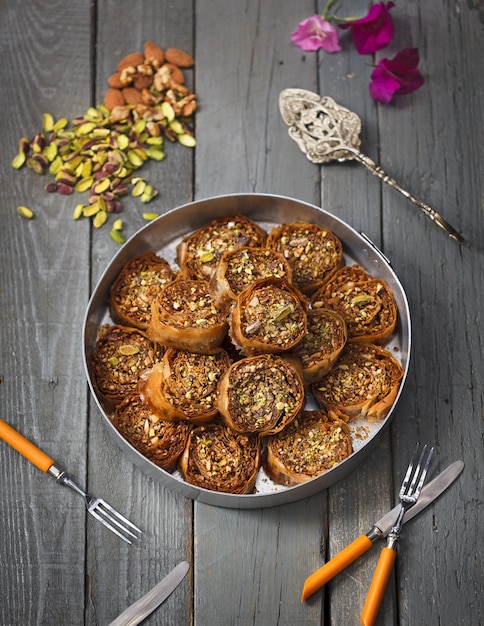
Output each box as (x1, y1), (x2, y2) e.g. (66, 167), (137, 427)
(279, 88), (463, 243)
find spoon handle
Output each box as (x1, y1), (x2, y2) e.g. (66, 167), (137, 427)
(352, 151), (464, 243)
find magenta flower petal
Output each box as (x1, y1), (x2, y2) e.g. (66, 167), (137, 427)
(340, 2), (395, 55)
(369, 48), (425, 103)
(291, 15), (342, 53)
(369, 68), (401, 103)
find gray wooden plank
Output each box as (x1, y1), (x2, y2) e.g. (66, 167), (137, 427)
(0, 1), (92, 624)
(193, 1), (326, 625)
(85, 2), (196, 624)
(380, 2), (484, 625)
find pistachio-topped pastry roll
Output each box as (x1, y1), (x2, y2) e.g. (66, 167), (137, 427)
(140, 348), (232, 423)
(176, 215), (267, 281)
(229, 277), (308, 356)
(209, 246), (292, 311)
(217, 354), (305, 436)
(312, 343), (404, 422)
(264, 409), (353, 486)
(266, 222), (343, 295)
(179, 422), (261, 494)
(110, 252), (177, 330)
(113, 393), (192, 472)
(312, 265), (397, 344)
(146, 277), (227, 354)
(90, 324), (163, 407)
(291, 307), (347, 385)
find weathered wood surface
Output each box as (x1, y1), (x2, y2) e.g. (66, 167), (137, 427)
(0, 1), (482, 625)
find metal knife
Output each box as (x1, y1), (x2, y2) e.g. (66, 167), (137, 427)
(302, 460), (464, 601)
(109, 560), (190, 626)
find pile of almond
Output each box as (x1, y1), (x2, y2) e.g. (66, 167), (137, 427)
(105, 42), (196, 116)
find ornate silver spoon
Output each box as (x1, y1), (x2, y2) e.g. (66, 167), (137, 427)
(279, 88), (464, 244)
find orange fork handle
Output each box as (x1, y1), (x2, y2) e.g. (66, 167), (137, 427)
(360, 547), (397, 626)
(302, 534), (373, 601)
(0, 419), (54, 473)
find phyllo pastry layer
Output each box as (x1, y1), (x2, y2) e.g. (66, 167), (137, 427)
(110, 252), (177, 330)
(209, 246), (292, 311)
(176, 214), (267, 281)
(229, 277), (308, 356)
(140, 348), (232, 423)
(264, 409), (352, 486)
(312, 265), (397, 344)
(217, 354), (305, 436)
(113, 393), (191, 472)
(312, 343), (404, 422)
(180, 423), (261, 494)
(266, 222), (343, 294)
(146, 277), (227, 353)
(90, 324), (162, 406)
(291, 307), (347, 385)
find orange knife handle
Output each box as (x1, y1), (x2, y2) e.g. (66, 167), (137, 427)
(302, 534), (373, 601)
(0, 419), (54, 473)
(360, 547), (397, 626)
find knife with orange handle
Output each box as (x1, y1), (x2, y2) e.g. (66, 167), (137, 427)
(301, 460), (464, 602)
(0, 419), (55, 472)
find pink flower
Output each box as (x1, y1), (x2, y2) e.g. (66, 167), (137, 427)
(369, 48), (425, 103)
(339, 2), (395, 54)
(291, 15), (342, 53)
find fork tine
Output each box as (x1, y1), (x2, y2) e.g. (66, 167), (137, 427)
(89, 499), (142, 543)
(413, 445), (434, 497)
(98, 499), (143, 533)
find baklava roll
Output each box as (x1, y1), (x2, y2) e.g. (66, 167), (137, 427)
(113, 393), (191, 472)
(110, 252), (177, 330)
(146, 277), (227, 354)
(209, 246), (292, 311)
(176, 215), (267, 281)
(140, 348), (232, 423)
(89, 324), (163, 407)
(179, 422), (261, 494)
(312, 265), (397, 345)
(312, 343), (404, 422)
(291, 307), (347, 385)
(266, 222), (343, 295)
(217, 354), (305, 436)
(264, 409), (353, 486)
(229, 277), (308, 356)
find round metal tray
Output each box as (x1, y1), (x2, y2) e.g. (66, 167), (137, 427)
(83, 193), (411, 508)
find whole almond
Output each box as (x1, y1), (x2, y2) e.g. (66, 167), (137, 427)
(104, 88), (125, 110)
(162, 63), (185, 84)
(164, 48), (194, 68)
(122, 87), (144, 105)
(144, 41), (165, 65)
(134, 74), (153, 90)
(117, 52), (145, 71)
(107, 72), (124, 88)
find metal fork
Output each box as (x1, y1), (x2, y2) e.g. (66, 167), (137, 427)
(360, 444), (434, 626)
(0, 419), (141, 544)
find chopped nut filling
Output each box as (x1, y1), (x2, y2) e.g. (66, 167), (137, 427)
(312, 266), (397, 344)
(312, 343), (404, 421)
(177, 215), (267, 280)
(267, 222), (343, 294)
(110, 253), (176, 328)
(114, 393), (191, 471)
(219, 354), (305, 435)
(90, 325), (162, 404)
(180, 423), (260, 493)
(264, 410), (353, 485)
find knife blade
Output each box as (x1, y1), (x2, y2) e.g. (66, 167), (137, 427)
(301, 460), (464, 601)
(109, 560), (190, 626)
(375, 459), (464, 536)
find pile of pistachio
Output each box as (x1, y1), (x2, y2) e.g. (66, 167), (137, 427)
(12, 42), (196, 243)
